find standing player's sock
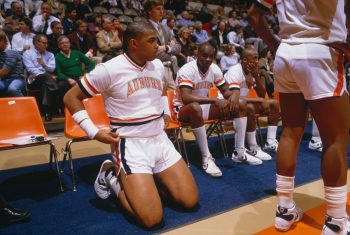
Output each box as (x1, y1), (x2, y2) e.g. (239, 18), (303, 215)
(276, 174), (295, 208)
(325, 185), (348, 218)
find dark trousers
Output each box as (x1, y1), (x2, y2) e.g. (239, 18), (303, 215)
(28, 73), (59, 112)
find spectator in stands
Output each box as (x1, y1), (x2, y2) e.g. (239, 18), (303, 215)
(112, 18), (124, 41)
(96, 16), (122, 57)
(220, 44), (240, 74)
(239, 11), (249, 28)
(177, 11), (194, 28)
(193, 21), (209, 44)
(23, 34), (57, 121)
(47, 21), (63, 55)
(227, 24), (245, 54)
(33, 3), (60, 35)
(55, 35), (94, 98)
(3, 1), (25, 39)
(0, 30), (25, 97)
(228, 10), (240, 30)
(61, 6), (77, 35)
(68, 19), (97, 58)
(67, 0), (92, 20)
(211, 20), (229, 51)
(47, 0), (66, 20)
(258, 48), (274, 98)
(87, 14), (103, 37)
(11, 17), (35, 52)
(166, 16), (177, 38)
(144, 0), (181, 89)
(130, 0), (143, 11)
(176, 26), (191, 68)
(0, 196), (30, 225)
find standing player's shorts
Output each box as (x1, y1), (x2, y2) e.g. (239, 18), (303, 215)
(175, 104), (211, 121)
(111, 131), (182, 175)
(274, 43), (347, 100)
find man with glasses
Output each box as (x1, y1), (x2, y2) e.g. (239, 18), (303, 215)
(47, 21), (63, 55)
(23, 34), (58, 121)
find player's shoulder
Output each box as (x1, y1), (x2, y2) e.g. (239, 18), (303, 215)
(225, 63), (243, 77)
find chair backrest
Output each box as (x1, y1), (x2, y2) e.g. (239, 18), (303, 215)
(166, 89), (178, 122)
(0, 97), (48, 140)
(64, 94), (110, 139)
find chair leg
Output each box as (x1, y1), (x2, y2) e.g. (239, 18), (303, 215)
(50, 142), (64, 192)
(178, 127), (190, 167)
(61, 140), (73, 173)
(218, 123), (229, 157)
(67, 143), (77, 192)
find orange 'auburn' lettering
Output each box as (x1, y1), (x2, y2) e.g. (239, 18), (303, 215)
(127, 77), (162, 97)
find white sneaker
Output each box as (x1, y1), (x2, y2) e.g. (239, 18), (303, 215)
(232, 149), (263, 165)
(94, 160), (114, 199)
(264, 139), (279, 151)
(202, 156), (222, 177)
(247, 145), (272, 161)
(308, 137), (323, 152)
(275, 203), (303, 231)
(322, 215), (350, 235)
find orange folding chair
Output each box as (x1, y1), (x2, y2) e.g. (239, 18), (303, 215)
(63, 94), (110, 191)
(0, 97), (63, 192)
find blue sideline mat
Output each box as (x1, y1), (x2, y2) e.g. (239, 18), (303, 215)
(0, 125), (349, 234)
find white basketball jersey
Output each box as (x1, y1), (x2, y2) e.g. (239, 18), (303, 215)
(257, 0), (347, 44)
(174, 60), (226, 107)
(224, 63), (254, 97)
(78, 53), (165, 137)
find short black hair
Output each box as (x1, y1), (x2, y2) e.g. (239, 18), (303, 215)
(122, 21), (156, 52)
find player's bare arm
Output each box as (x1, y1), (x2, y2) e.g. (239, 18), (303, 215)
(219, 83), (239, 114)
(248, 3), (280, 55)
(64, 85), (120, 144)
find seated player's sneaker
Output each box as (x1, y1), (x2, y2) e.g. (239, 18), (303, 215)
(264, 139), (279, 151)
(308, 137), (323, 152)
(232, 149), (263, 165)
(247, 145), (272, 161)
(94, 159), (114, 199)
(322, 215), (350, 235)
(202, 156), (222, 177)
(275, 203), (303, 231)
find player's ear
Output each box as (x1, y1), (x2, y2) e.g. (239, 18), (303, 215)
(129, 38), (137, 50)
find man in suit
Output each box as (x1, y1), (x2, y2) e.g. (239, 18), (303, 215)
(95, 16), (122, 57)
(144, 0), (181, 89)
(211, 20), (229, 61)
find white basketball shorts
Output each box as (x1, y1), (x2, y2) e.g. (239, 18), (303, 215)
(111, 131), (182, 175)
(274, 43), (347, 100)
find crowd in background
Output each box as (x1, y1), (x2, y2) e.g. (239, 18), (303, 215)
(0, 0), (280, 121)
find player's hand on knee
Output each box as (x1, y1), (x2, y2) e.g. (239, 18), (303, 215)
(214, 99), (230, 118)
(163, 114), (170, 129)
(94, 129), (120, 144)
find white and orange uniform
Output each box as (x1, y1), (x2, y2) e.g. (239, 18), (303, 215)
(256, 0), (347, 100)
(78, 53), (181, 175)
(224, 63), (254, 97)
(174, 60), (226, 120)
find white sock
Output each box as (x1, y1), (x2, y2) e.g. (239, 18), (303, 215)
(192, 126), (211, 162)
(234, 117), (247, 150)
(267, 126), (277, 143)
(276, 174), (295, 208)
(312, 119), (320, 138)
(325, 185), (348, 218)
(246, 131), (258, 149)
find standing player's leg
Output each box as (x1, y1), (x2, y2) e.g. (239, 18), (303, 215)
(274, 93), (308, 231)
(309, 94), (350, 234)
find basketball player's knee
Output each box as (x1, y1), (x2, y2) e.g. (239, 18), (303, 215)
(247, 103), (255, 117)
(173, 191), (199, 210)
(188, 102), (203, 119)
(270, 101), (280, 113)
(238, 99), (248, 114)
(138, 209), (163, 228)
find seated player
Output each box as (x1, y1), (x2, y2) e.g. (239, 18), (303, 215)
(224, 48), (280, 154)
(63, 21), (198, 228)
(174, 42), (265, 179)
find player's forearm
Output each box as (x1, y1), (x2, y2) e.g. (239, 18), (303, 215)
(248, 5), (280, 54)
(182, 93), (217, 105)
(63, 85), (86, 115)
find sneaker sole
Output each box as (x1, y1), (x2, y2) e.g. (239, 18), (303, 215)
(308, 145), (322, 152)
(275, 211), (303, 232)
(94, 160), (113, 199)
(232, 158), (263, 165)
